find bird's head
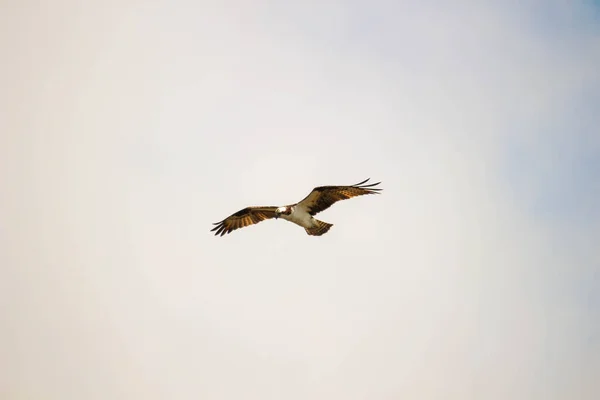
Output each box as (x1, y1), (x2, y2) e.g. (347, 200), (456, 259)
(275, 206), (291, 219)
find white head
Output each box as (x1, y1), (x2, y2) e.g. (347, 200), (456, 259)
(275, 206), (292, 219)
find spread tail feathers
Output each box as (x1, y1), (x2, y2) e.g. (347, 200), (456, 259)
(305, 220), (333, 236)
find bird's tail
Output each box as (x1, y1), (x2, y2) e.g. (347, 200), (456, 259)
(305, 219), (333, 236)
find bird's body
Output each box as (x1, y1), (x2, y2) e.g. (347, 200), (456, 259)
(280, 205), (310, 228)
(211, 178), (382, 237)
(276, 204), (333, 235)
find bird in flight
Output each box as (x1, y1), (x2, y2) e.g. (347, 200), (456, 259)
(211, 178), (383, 237)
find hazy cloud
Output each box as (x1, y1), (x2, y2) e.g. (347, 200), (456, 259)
(2, 1), (599, 399)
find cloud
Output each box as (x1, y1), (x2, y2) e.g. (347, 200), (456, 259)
(1, 1), (599, 399)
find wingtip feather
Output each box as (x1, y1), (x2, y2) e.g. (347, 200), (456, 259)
(353, 178), (370, 186)
(353, 178), (382, 191)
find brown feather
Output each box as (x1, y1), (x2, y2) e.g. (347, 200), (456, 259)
(211, 206), (278, 236)
(296, 178), (382, 216)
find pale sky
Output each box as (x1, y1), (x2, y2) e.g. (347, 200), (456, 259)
(1, 1), (599, 399)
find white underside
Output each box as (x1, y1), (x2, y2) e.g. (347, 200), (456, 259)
(280, 206), (316, 229)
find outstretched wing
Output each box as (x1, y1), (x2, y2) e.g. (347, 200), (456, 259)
(211, 206), (278, 236)
(296, 178), (383, 216)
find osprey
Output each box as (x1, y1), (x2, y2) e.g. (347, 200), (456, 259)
(211, 178), (382, 237)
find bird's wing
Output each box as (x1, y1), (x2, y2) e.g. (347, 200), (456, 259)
(211, 206), (279, 236)
(296, 178), (382, 216)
